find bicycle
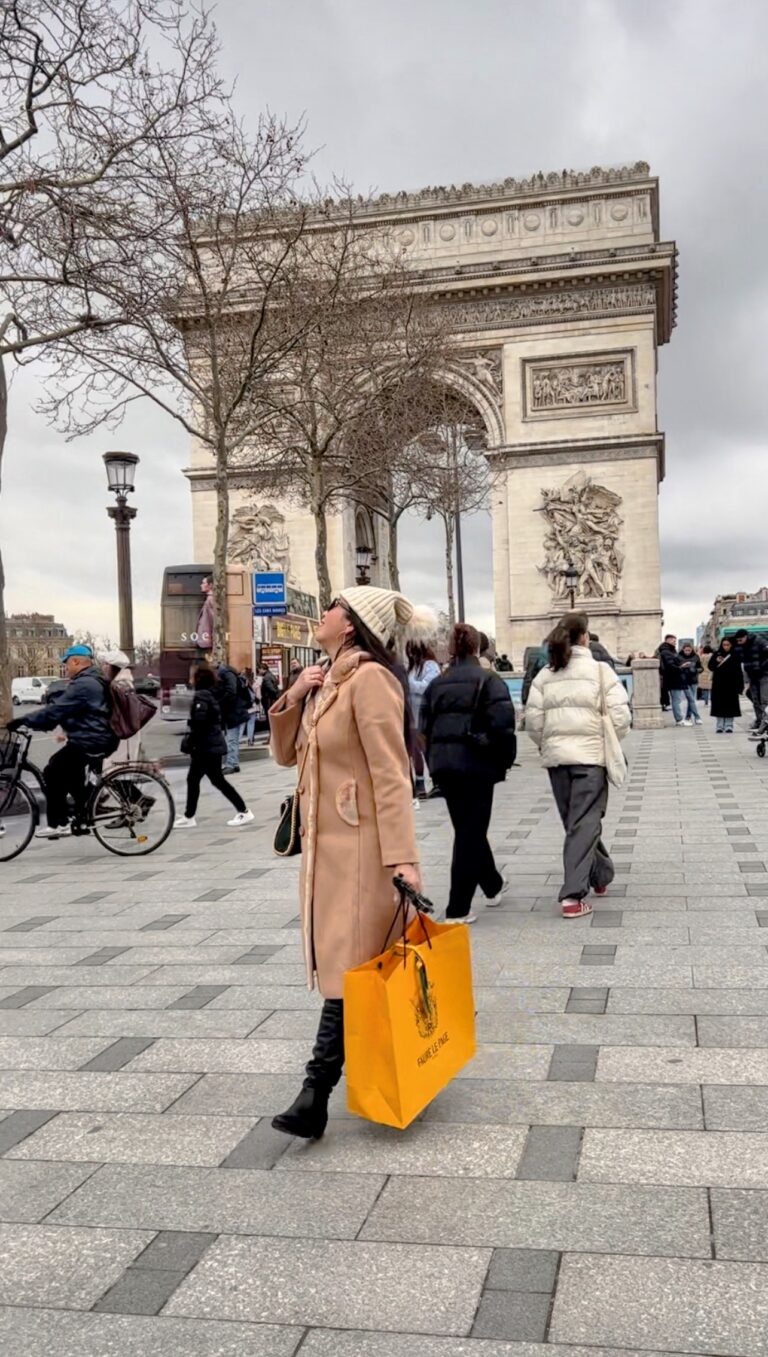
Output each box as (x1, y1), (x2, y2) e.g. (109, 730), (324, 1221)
(0, 728), (175, 862)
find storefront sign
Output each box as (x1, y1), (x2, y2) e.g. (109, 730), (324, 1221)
(273, 619), (306, 643)
(261, 645), (284, 687)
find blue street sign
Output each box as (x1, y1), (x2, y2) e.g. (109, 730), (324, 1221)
(253, 571), (287, 617)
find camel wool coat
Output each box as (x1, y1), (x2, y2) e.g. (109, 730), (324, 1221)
(269, 650), (419, 998)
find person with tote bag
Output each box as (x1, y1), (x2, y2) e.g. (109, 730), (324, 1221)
(526, 611), (630, 919)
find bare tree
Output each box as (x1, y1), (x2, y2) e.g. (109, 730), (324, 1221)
(0, 0), (223, 719)
(134, 638), (159, 667)
(410, 421), (490, 627)
(246, 205), (453, 608)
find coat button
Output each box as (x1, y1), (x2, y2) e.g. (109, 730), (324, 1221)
(298, 786), (305, 795)
(299, 826), (306, 837)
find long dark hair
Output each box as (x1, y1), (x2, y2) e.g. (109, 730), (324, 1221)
(449, 623), (480, 661)
(406, 640), (437, 673)
(193, 663), (217, 691)
(548, 612), (589, 672)
(343, 606), (413, 753)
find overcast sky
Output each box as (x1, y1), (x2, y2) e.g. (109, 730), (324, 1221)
(3, 0), (766, 645)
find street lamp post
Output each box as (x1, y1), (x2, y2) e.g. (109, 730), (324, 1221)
(564, 563), (579, 612)
(103, 451), (139, 663)
(355, 543), (372, 586)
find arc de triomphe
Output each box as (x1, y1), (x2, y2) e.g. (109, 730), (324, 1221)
(366, 161), (678, 661)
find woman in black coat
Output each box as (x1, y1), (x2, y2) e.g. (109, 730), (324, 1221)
(709, 639), (744, 733)
(175, 665), (254, 827)
(421, 623), (516, 922)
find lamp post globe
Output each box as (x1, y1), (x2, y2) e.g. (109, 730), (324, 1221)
(355, 543), (372, 586)
(564, 563), (579, 611)
(103, 451), (140, 663)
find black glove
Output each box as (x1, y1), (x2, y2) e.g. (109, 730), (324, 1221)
(5, 718), (24, 733)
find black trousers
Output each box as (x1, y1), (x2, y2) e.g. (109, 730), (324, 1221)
(44, 744), (92, 829)
(304, 999), (345, 1091)
(439, 773), (503, 918)
(185, 753), (246, 818)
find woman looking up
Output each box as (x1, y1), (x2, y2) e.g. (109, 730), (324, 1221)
(269, 586), (423, 1140)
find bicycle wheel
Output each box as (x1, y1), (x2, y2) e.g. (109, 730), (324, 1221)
(0, 774), (38, 862)
(90, 766), (175, 857)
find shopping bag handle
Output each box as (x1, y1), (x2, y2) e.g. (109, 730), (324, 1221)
(382, 879), (435, 958)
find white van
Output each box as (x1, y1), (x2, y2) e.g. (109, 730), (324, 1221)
(11, 676), (50, 705)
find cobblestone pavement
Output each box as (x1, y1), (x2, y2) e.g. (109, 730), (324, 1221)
(0, 717), (767, 1354)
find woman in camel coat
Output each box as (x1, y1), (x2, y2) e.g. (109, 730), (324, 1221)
(269, 585), (423, 1140)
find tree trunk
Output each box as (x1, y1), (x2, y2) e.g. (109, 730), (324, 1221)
(443, 513), (456, 630)
(0, 357), (10, 727)
(311, 460), (332, 610)
(212, 436), (230, 664)
(388, 512), (400, 591)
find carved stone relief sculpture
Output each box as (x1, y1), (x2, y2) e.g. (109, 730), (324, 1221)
(229, 503), (294, 581)
(458, 348), (503, 400)
(524, 351), (634, 420)
(537, 470), (623, 600)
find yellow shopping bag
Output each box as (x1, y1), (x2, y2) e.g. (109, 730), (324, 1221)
(344, 912), (476, 1129)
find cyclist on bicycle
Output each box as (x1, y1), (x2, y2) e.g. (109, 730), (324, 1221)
(7, 644), (118, 839)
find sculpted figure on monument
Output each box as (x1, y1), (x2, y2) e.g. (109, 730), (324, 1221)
(229, 503), (293, 579)
(531, 360), (626, 410)
(538, 471), (623, 600)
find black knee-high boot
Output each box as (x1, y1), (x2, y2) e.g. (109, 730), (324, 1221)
(271, 998), (344, 1139)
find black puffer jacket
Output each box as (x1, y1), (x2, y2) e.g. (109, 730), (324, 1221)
(24, 664), (118, 757)
(421, 658), (516, 783)
(217, 666), (250, 729)
(738, 633), (768, 681)
(658, 642), (685, 691)
(187, 688), (227, 756)
(678, 649), (702, 688)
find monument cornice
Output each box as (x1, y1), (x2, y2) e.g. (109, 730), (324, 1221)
(488, 432), (666, 481)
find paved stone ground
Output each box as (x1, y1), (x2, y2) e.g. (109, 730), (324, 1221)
(0, 714), (767, 1354)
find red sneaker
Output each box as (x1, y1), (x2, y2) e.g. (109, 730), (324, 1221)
(593, 885), (609, 896)
(562, 898), (593, 919)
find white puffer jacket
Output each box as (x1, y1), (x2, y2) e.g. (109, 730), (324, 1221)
(526, 645), (631, 768)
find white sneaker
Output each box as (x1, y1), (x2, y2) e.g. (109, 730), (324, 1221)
(227, 810), (254, 827)
(173, 815), (197, 829)
(35, 825), (71, 839)
(693, 718), (703, 726)
(443, 913), (477, 925)
(486, 872), (509, 908)
(681, 719), (693, 727)
(412, 798), (421, 810)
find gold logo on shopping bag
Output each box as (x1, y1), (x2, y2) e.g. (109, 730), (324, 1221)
(411, 955), (439, 1039)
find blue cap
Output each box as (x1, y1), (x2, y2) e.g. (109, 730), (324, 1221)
(61, 644), (93, 661)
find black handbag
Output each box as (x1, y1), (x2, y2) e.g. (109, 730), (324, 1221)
(273, 739), (310, 857)
(180, 731), (193, 755)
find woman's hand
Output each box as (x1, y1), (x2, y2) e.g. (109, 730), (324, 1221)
(393, 862), (422, 904)
(286, 665), (325, 706)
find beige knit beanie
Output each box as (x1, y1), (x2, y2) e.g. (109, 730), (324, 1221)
(339, 586), (421, 647)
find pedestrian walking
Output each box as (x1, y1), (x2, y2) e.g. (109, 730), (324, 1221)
(709, 639), (743, 733)
(406, 610), (441, 801)
(526, 611), (630, 919)
(218, 662), (251, 772)
(421, 623), (516, 923)
(495, 653), (514, 672)
(284, 658), (303, 691)
(522, 638), (549, 706)
(241, 668), (260, 746)
(269, 585), (422, 1140)
(733, 629), (768, 735)
(697, 646), (713, 707)
(678, 643), (703, 725)
(478, 632), (494, 670)
(259, 663), (280, 715)
(174, 665), (254, 829)
(589, 632), (617, 670)
(658, 634), (689, 724)
(100, 649), (142, 764)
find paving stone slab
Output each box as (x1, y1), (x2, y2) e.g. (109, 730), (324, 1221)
(579, 1128), (768, 1188)
(607, 988), (768, 1015)
(549, 1252), (768, 1354)
(57, 1008), (270, 1039)
(597, 1046), (768, 1085)
(0, 1222), (152, 1309)
(0, 1009), (76, 1035)
(165, 1235), (491, 1334)
(0, 1307), (302, 1355)
(0, 1036), (112, 1070)
(697, 1016), (768, 1047)
(7, 1111), (258, 1167)
(360, 1177), (710, 1256)
(22, 986), (192, 1009)
(711, 1188), (768, 1262)
(279, 1123), (527, 1178)
(123, 1038), (319, 1075)
(703, 1086), (768, 1131)
(169, 1074), (354, 1120)
(0, 1071), (197, 1112)
(0, 1160), (96, 1223)
(49, 1162), (386, 1237)
(475, 1013), (695, 1046)
(423, 1077), (703, 1128)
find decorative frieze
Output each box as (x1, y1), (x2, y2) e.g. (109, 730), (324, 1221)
(523, 350), (635, 421)
(446, 284), (656, 332)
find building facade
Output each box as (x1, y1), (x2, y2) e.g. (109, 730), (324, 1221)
(7, 613), (71, 677)
(701, 588), (768, 646)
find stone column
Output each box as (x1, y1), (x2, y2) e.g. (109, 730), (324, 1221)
(631, 657), (664, 729)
